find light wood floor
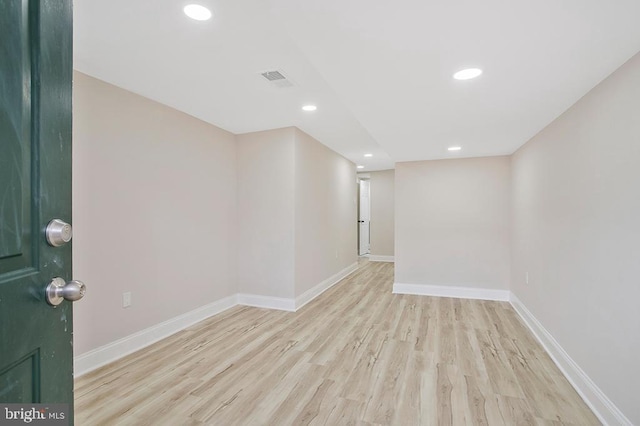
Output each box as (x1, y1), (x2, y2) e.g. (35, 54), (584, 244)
(75, 261), (599, 425)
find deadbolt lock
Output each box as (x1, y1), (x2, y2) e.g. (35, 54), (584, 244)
(46, 219), (72, 247)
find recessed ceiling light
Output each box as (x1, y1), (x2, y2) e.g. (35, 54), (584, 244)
(357, 165), (365, 169)
(448, 146), (462, 151)
(453, 68), (482, 80)
(364, 153), (373, 157)
(184, 4), (212, 21)
(302, 105), (317, 112)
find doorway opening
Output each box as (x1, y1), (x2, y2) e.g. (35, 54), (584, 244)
(358, 177), (371, 256)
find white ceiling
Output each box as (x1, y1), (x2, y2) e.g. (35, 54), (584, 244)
(74, 0), (640, 171)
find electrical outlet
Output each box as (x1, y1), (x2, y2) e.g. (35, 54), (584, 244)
(525, 272), (529, 284)
(122, 292), (132, 308)
(335, 250), (339, 259)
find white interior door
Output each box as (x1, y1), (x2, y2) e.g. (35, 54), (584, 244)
(359, 180), (371, 255)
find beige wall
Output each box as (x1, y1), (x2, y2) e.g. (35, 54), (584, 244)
(395, 157), (511, 289)
(369, 169), (394, 257)
(294, 129), (357, 297)
(511, 52), (640, 424)
(236, 128), (296, 298)
(73, 79), (358, 356)
(73, 72), (237, 355)
(236, 127), (357, 300)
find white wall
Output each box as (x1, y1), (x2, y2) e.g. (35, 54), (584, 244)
(395, 157), (511, 291)
(511, 52), (640, 424)
(73, 72), (237, 355)
(293, 129), (357, 297)
(368, 169), (394, 258)
(236, 128), (296, 299)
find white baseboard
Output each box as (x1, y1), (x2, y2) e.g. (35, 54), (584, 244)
(238, 262), (360, 312)
(368, 255), (395, 262)
(73, 264), (361, 378)
(295, 262), (358, 310)
(509, 294), (632, 426)
(237, 293), (296, 312)
(74, 295), (238, 377)
(393, 282), (510, 301)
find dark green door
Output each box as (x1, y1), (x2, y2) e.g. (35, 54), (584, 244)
(0, 0), (75, 416)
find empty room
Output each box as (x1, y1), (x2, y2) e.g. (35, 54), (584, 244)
(1, 0), (639, 425)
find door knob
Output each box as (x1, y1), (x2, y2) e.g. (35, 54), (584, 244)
(46, 277), (86, 306)
(46, 219), (73, 247)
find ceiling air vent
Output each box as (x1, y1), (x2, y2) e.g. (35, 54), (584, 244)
(260, 70), (294, 88)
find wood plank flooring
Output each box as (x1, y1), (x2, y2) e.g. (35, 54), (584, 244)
(75, 261), (600, 425)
